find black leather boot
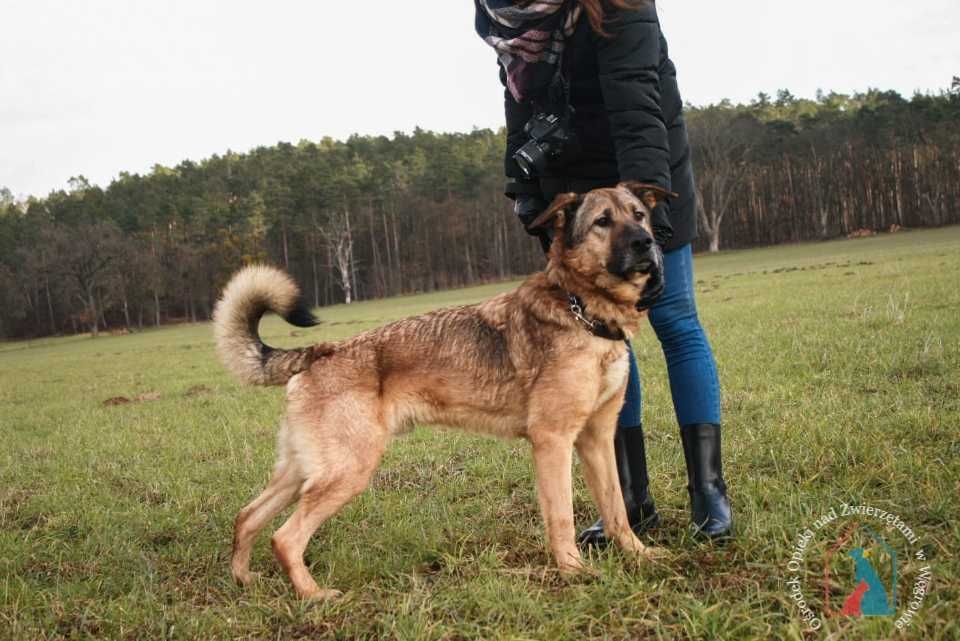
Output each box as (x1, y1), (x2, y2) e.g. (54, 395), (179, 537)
(681, 423), (733, 539)
(577, 424), (659, 548)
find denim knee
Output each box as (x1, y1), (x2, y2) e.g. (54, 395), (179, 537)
(649, 292), (699, 347)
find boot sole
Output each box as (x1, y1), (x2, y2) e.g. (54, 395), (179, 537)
(577, 513), (661, 549)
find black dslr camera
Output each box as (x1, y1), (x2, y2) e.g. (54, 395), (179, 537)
(514, 107), (577, 178)
(513, 73), (577, 178)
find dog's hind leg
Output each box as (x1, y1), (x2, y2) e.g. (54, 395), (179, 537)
(231, 454), (302, 586)
(270, 413), (386, 600)
(576, 393), (653, 558)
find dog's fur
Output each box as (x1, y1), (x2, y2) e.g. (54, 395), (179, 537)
(214, 182), (672, 599)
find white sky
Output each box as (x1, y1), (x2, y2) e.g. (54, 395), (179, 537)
(2, 0), (958, 199)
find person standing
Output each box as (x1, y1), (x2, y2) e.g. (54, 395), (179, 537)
(475, 0), (732, 542)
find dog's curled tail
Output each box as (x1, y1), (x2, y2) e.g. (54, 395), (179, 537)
(213, 265), (324, 386)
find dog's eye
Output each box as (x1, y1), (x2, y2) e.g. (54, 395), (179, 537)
(594, 216), (612, 228)
(633, 209), (646, 221)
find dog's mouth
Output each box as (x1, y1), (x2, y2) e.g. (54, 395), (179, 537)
(630, 258), (657, 275)
(620, 248), (662, 279)
(617, 260), (658, 282)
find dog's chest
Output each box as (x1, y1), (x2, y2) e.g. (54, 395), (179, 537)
(596, 348), (630, 408)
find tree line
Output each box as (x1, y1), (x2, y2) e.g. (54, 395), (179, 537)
(2, 83), (959, 340)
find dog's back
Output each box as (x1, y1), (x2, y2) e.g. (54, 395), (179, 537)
(214, 266), (553, 437)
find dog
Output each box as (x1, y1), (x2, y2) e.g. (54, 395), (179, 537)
(213, 181), (673, 599)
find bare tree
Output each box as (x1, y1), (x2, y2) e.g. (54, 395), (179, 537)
(688, 108), (759, 252)
(44, 221), (124, 337)
(102, 236), (161, 331)
(20, 245), (59, 335)
(0, 264), (21, 336)
(322, 208), (355, 304)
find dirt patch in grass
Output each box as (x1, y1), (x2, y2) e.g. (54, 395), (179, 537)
(0, 489), (50, 531)
(183, 384), (213, 397)
(102, 391), (161, 406)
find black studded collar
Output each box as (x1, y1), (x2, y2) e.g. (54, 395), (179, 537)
(566, 292), (626, 341)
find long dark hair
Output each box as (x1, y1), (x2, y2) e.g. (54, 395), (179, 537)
(578, 0), (649, 36)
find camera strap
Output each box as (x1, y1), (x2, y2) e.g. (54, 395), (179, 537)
(533, 4), (575, 114)
(556, 14), (575, 111)
(532, 70), (570, 115)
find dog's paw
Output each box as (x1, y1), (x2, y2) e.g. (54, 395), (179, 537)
(232, 569), (260, 587)
(636, 545), (669, 562)
(556, 556), (587, 575)
(303, 588), (344, 602)
(557, 558), (602, 580)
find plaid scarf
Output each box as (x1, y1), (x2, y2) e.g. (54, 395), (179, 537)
(475, 0), (582, 103)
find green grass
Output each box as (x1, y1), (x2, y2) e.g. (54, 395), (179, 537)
(2, 227), (958, 640)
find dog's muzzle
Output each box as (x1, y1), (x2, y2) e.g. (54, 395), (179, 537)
(631, 248), (659, 275)
(612, 229), (661, 278)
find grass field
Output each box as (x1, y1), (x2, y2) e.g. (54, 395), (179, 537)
(2, 227), (958, 640)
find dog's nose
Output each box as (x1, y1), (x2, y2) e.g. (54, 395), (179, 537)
(631, 236), (654, 253)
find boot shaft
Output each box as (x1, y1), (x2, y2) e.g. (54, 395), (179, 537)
(681, 423), (725, 489)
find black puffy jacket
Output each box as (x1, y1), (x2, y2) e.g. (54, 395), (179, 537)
(502, 2), (696, 252)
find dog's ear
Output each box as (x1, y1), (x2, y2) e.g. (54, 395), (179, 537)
(526, 192), (583, 232)
(619, 182), (679, 211)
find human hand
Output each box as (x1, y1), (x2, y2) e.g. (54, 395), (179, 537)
(514, 194), (548, 236)
(636, 256), (664, 310)
(650, 202), (674, 247)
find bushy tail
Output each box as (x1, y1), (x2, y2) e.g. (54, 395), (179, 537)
(213, 265), (323, 386)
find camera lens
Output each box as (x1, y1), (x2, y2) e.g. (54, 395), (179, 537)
(515, 141), (548, 178)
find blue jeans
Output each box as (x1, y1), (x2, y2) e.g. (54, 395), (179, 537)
(618, 244), (721, 429)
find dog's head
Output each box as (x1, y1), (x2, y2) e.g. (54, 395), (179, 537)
(527, 182), (675, 306)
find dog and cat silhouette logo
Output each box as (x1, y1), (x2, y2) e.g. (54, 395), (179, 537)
(824, 523), (896, 618)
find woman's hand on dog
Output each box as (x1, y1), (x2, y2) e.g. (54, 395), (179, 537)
(636, 256), (665, 310)
(514, 194), (548, 235)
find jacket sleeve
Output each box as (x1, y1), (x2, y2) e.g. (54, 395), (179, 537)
(594, 9), (671, 191)
(500, 65), (542, 199)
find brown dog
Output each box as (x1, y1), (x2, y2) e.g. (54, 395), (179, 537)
(214, 182), (673, 599)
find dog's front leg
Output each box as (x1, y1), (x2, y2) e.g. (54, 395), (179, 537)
(529, 429), (583, 574)
(577, 392), (660, 559)
(576, 425), (649, 556)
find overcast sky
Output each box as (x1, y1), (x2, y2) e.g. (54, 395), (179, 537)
(2, 0), (958, 199)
